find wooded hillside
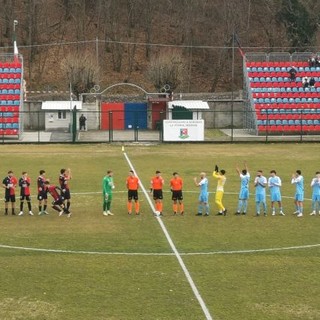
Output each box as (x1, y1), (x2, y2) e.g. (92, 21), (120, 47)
(1, 0), (319, 93)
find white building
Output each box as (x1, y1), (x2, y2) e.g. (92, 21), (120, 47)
(42, 101), (82, 130)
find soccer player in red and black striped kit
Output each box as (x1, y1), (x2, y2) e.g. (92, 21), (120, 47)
(18, 171), (34, 216)
(59, 168), (71, 213)
(37, 169), (49, 215)
(45, 180), (71, 217)
(2, 170), (18, 215)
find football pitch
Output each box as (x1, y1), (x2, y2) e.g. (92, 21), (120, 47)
(0, 143), (319, 320)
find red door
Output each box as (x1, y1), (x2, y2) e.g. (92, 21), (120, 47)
(101, 102), (124, 130)
(151, 101), (166, 129)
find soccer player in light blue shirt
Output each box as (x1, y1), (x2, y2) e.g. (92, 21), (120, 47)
(291, 170), (304, 217)
(235, 162), (250, 215)
(254, 170), (267, 216)
(268, 170), (285, 216)
(194, 172), (209, 216)
(310, 172), (320, 216)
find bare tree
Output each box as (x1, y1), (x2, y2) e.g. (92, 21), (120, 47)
(60, 51), (99, 99)
(146, 50), (187, 92)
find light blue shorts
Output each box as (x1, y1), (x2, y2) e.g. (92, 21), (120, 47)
(295, 193), (304, 202)
(199, 192), (209, 203)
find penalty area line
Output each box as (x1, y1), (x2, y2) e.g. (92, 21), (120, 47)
(122, 150), (214, 320)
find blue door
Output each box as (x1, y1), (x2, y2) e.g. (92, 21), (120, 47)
(124, 103), (147, 129)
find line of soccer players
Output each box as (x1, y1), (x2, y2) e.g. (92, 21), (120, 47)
(103, 166), (320, 218)
(2, 168), (72, 217)
(237, 165), (320, 217)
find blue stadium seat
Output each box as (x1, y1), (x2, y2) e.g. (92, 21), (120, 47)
(12, 123), (19, 129)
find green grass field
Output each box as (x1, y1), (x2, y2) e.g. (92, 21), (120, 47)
(0, 143), (319, 320)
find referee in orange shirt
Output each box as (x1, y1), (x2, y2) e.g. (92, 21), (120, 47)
(150, 170), (164, 216)
(126, 170), (140, 215)
(170, 172), (184, 215)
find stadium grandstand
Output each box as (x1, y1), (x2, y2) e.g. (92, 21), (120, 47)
(0, 54), (23, 137)
(244, 52), (320, 135)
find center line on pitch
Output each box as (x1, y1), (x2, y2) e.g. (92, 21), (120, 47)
(123, 150), (214, 320)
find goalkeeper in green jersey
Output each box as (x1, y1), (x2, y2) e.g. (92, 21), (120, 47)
(102, 170), (115, 216)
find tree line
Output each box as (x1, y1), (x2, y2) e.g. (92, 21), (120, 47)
(0, 0), (319, 95)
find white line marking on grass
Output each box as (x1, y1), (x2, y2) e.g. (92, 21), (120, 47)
(72, 191), (313, 202)
(123, 151), (213, 320)
(181, 243), (320, 255)
(0, 243), (319, 256)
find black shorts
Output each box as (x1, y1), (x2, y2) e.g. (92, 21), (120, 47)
(5, 195), (15, 203)
(128, 190), (138, 201)
(52, 198), (64, 206)
(61, 189), (71, 200)
(172, 190), (183, 201)
(153, 189), (163, 200)
(20, 195), (31, 201)
(37, 193), (48, 201)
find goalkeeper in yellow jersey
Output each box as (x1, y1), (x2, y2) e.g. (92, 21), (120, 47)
(212, 165), (227, 216)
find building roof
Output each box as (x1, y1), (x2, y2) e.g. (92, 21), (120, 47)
(42, 101), (82, 110)
(168, 100), (209, 110)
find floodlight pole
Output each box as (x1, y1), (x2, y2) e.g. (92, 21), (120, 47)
(231, 30), (235, 142)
